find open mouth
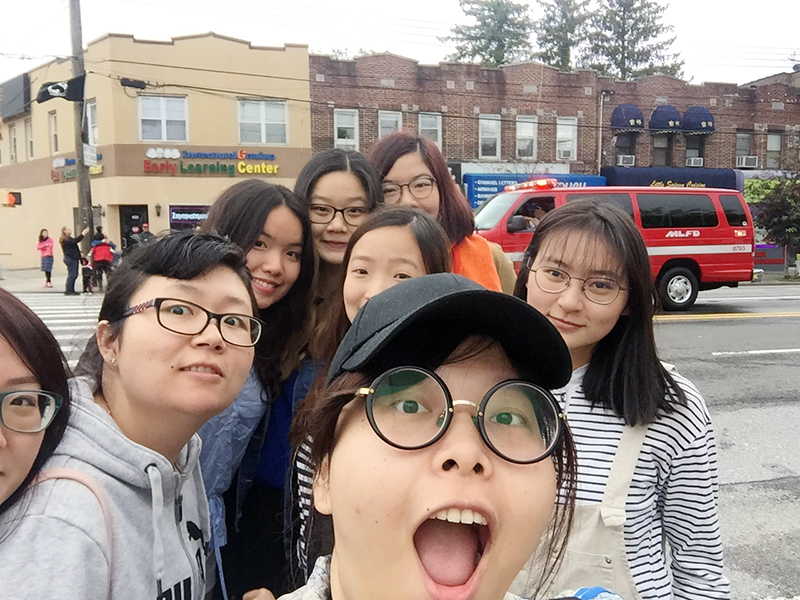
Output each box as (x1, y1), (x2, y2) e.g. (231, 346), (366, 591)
(252, 277), (280, 294)
(413, 508), (491, 589)
(180, 364), (223, 377)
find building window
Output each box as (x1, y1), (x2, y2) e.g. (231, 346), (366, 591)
(652, 135), (672, 166)
(334, 109), (359, 150)
(735, 130), (753, 156)
(479, 114), (501, 159)
(766, 133), (781, 169)
(685, 136), (705, 159)
(140, 96), (187, 142)
(25, 119), (33, 159)
(239, 100), (287, 145)
(516, 115), (538, 159)
(556, 117), (578, 161)
(378, 111), (402, 138)
(419, 113), (442, 148)
(48, 112), (58, 154)
(615, 133), (637, 161)
(9, 124), (17, 163)
(86, 100), (98, 146)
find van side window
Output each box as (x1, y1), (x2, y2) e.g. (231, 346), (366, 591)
(637, 193), (719, 228)
(514, 196), (555, 230)
(566, 193), (633, 217)
(719, 194), (748, 227)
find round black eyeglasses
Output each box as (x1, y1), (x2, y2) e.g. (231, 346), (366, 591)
(355, 366), (565, 464)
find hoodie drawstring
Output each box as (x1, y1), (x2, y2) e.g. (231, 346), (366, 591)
(146, 464), (167, 590)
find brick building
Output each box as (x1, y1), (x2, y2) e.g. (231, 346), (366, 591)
(309, 52), (800, 177)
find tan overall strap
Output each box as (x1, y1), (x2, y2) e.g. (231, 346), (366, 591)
(599, 425), (648, 528)
(36, 467), (113, 597)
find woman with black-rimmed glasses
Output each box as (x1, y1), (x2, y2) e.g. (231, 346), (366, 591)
(0, 231), (257, 599)
(0, 288), (70, 523)
(513, 199), (729, 600)
(368, 132), (505, 292)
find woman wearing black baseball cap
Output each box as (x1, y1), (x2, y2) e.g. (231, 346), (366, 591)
(279, 273), (578, 600)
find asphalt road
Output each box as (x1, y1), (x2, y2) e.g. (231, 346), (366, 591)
(654, 286), (800, 600)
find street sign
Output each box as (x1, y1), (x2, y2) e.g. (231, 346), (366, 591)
(83, 144), (97, 166)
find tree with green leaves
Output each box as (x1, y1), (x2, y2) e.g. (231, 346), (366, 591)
(581, 0), (683, 80)
(441, 0), (535, 67)
(749, 173), (800, 276)
(534, 0), (590, 72)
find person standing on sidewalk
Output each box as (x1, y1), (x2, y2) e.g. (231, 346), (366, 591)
(90, 235), (116, 291)
(37, 229), (54, 288)
(59, 226), (89, 296)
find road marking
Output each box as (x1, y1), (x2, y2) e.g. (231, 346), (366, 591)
(655, 311), (800, 322)
(712, 348), (800, 356)
(702, 296), (800, 302)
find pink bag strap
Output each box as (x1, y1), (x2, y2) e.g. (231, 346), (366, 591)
(36, 468), (113, 596)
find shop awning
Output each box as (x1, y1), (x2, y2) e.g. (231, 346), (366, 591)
(648, 105), (682, 134)
(683, 106), (715, 135)
(610, 103), (645, 132)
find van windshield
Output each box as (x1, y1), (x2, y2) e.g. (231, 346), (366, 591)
(474, 192), (521, 230)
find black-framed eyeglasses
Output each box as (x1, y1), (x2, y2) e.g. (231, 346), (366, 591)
(119, 298), (264, 347)
(528, 264), (627, 306)
(0, 391), (63, 434)
(355, 366), (564, 464)
(381, 176), (437, 203)
(308, 204), (370, 227)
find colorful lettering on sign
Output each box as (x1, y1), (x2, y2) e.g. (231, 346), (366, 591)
(144, 160), (177, 175)
(180, 161), (236, 177)
(237, 162), (280, 175)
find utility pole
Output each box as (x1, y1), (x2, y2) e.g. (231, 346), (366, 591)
(69, 0), (94, 250)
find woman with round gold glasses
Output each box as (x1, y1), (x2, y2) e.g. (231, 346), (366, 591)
(514, 199), (728, 600)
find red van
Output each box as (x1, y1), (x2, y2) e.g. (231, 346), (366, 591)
(474, 179), (755, 310)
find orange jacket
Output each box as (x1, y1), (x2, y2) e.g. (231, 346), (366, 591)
(451, 234), (502, 292)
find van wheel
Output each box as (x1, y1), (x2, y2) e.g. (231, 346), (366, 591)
(658, 268), (698, 311)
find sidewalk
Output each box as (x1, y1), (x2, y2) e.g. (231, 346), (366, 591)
(0, 266), (77, 294)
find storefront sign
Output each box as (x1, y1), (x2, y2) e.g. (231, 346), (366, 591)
(51, 165), (105, 182)
(169, 205), (210, 229)
(601, 167), (743, 191)
(144, 148), (280, 178)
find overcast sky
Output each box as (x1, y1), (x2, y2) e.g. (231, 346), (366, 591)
(1, 0), (798, 86)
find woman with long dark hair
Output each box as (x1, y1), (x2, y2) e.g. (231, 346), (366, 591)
(0, 288), (70, 522)
(368, 133), (503, 291)
(513, 199), (729, 599)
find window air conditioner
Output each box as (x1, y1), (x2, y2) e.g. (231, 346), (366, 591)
(736, 155), (758, 168)
(617, 155), (636, 167)
(557, 148), (574, 161)
(685, 157), (704, 167)
(335, 140), (358, 152)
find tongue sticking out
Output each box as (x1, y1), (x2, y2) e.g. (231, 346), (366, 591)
(414, 518), (481, 586)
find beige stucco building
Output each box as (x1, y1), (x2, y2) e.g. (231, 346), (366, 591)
(0, 33), (311, 268)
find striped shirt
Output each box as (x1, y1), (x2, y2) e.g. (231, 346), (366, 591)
(561, 365), (730, 600)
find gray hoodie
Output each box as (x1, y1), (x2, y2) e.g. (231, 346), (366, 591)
(0, 377), (211, 600)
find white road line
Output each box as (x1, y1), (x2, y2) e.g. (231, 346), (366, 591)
(712, 348), (800, 356)
(702, 296), (800, 302)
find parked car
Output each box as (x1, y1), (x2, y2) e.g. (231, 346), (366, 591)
(474, 179), (755, 310)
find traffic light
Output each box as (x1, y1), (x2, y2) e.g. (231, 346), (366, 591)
(6, 191), (21, 206)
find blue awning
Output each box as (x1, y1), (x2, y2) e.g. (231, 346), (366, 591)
(649, 105), (681, 134)
(610, 103), (644, 132)
(683, 106), (715, 135)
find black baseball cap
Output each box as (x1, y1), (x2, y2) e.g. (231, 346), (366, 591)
(327, 273), (572, 389)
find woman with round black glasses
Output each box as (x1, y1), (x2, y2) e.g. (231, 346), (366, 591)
(282, 273), (577, 600)
(0, 288), (70, 527)
(0, 231), (257, 599)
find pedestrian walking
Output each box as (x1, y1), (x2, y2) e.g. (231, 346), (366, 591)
(59, 226), (89, 296)
(513, 199), (730, 600)
(36, 229), (54, 288)
(139, 223), (156, 244)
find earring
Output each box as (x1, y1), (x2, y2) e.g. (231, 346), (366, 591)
(109, 357), (117, 366)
